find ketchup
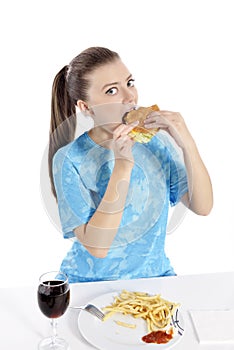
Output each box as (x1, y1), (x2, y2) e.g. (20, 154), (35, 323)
(142, 330), (173, 344)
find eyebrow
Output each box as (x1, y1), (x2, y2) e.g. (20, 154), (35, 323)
(102, 74), (132, 91)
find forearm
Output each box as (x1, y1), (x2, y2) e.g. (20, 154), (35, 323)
(144, 109), (213, 215)
(182, 140), (213, 215)
(75, 160), (133, 256)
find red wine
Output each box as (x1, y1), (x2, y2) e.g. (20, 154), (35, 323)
(37, 280), (70, 318)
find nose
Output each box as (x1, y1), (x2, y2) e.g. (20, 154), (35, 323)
(122, 88), (135, 104)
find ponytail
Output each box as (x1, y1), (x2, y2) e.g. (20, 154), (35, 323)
(48, 66), (77, 198)
(48, 47), (120, 198)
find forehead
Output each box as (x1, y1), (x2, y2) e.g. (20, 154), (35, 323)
(87, 59), (131, 88)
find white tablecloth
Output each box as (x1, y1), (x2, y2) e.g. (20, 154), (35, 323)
(1, 271), (234, 349)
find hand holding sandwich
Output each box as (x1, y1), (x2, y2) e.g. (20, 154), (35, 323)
(112, 121), (138, 166)
(143, 110), (194, 150)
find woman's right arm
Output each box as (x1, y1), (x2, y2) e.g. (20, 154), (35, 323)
(74, 123), (137, 258)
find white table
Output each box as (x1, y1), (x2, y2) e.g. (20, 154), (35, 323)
(1, 271), (234, 349)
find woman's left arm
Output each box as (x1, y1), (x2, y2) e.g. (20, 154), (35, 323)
(144, 111), (213, 215)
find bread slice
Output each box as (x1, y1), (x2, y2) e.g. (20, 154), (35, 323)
(123, 104), (160, 143)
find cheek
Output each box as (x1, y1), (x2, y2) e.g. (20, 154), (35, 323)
(132, 87), (138, 104)
(135, 89), (138, 102)
(92, 103), (126, 126)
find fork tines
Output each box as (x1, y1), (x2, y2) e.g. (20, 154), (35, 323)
(86, 304), (105, 320)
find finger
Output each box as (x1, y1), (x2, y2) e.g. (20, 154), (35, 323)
(145, 112), (181, 126)
(143, 111), (160, 123)
(144, 116), (158, 124)
(158, 111), (182, 120)
(143, 121), (158, 129)
(113, 121), (139, 140)
(144, 114), (169, 129)
(146, 110), (161, 118)
(124, 121), (139, 133)
(115, 134), (129, 146)
(114, 121), (138, 134)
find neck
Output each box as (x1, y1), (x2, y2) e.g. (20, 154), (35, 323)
(88, 126), (114, 149)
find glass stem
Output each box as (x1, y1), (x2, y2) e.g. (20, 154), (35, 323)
(51, 319), (58, 345)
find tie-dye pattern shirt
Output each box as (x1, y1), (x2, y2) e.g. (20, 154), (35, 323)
(53, 131), (188, 283)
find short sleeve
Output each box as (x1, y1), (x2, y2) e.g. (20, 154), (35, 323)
(53, 149), (95, 239)
(169, 151), (188, 206)
(157, 131), (188, 206)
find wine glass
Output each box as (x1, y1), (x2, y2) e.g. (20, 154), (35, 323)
(37, 271), (70, 349)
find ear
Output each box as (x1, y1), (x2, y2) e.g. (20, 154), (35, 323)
(77, 100), (93, 116)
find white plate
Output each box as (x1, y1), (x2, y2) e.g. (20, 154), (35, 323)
(78, 292), (185, 349)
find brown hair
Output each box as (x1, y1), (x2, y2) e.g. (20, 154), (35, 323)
(48, 47), (120, 197)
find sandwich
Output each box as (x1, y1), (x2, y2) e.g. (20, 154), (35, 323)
(122, 104), (160, 143)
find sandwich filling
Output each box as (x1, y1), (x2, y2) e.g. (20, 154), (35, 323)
(123, 104), (160, 143)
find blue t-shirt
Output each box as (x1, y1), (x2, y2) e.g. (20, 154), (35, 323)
(53, 131), (188, 283)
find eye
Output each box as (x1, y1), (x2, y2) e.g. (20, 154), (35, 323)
(127, 78), (135, 87)
(105, 87), (118, 95)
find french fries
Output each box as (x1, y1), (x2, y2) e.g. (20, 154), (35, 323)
(102, 290), (180, 332)
(114, 320), (136, 328)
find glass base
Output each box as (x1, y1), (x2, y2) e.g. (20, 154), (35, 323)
(38, 336), (69, 350)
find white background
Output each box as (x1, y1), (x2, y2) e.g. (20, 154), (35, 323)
(0, 0), (233, 288)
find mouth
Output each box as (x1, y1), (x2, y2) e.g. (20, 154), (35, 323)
(122, 105), (138, 124)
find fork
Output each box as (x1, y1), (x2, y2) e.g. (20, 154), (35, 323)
(70, 303), (105, 320)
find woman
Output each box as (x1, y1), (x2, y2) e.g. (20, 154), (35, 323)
(49, 47), (213, 283)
